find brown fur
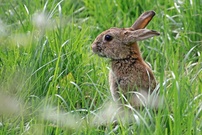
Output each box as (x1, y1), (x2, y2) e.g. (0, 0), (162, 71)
(92, 11), (160, 108)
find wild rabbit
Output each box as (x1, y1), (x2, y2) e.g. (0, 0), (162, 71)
(92, 11), (160, 108)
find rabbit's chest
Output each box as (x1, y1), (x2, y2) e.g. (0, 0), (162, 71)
(111, 60), (149, 91)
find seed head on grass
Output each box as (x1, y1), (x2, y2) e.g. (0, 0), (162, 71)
(0, 93), (22, 115)
(32, 11), (52, 30)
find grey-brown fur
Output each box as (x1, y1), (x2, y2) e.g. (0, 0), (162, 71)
(92, 11), (160, 108)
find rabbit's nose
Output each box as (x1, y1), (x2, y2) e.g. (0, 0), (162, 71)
(92, 43), (98, 53)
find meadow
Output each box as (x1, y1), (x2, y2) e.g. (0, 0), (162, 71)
(0, 0), (201, 134)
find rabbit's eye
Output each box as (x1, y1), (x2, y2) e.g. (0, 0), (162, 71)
(104, 35), (113, 42)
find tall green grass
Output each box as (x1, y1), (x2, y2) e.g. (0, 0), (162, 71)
(0, 0), (201, 134)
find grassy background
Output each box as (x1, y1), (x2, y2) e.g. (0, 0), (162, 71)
(0, 0), (201, 134)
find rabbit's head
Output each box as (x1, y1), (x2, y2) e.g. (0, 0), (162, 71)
(92, 11), (160, 60)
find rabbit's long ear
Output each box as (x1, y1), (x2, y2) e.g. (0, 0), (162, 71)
(123, 29), (160, 45)
(132, 10), (155, 30)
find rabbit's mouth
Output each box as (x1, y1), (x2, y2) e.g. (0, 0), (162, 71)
(92, 43), (106, 57)
(97, 53), (107, 58)
(95, 51), (107, 58)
